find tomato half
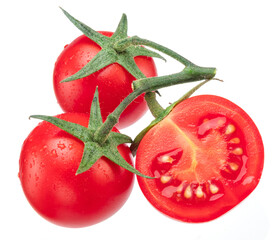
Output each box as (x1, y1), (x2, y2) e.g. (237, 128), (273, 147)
(136, 95), (264, 222)
(19, 113), (134, 227)
(53, 32), (157, 129)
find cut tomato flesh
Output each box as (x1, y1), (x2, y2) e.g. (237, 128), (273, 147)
(136, 95), (264, 222)
(151, 114), (247, 204)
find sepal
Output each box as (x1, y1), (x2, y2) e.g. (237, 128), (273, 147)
(103, 147), (153, 178)
(76, 142), (103, 175)
(109, 132), (133, 145)
(89, 87), (103, 131)
(129, 46), (166, 61)
(29, 115), (92, 143)
(60, 7), (109, 47)
(60, 49), (118, 82)
(111, 13), (128, 40)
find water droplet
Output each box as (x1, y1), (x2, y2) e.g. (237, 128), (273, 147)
(51, 149), (58, 157)
(35, 175), (39, 181)
(57, 143), (66, 150)
(40, 145), (48, 152)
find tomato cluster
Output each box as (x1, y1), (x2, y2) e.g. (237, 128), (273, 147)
(18, 9), (264, 228)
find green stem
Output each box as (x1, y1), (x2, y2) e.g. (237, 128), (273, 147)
(144, 80), (214, 120)
(94, 65), (216, 144)
(114, 36), (196, 67)
(145, 92), (164, 118)
(94, 89), (144, 144)
(133, 66), (216, 91)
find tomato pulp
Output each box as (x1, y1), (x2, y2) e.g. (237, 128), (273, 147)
(19, 113), (134, 227)
(136, 95), (264, 222)
(53, 32), (157, 129)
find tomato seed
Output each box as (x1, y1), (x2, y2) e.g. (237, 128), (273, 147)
(225, 124), (236, 134)
(229, 137), (240, 144)
(209, 184), (219, 194)
(176, 183), (184, 193)
(184, 185), (192, 199)
(229, 162), (239, 171)
(160, 155), (174, 163)
(195, 186), (204, 198)
(160, 175), (172, 184)
(232, 148), (243, 155)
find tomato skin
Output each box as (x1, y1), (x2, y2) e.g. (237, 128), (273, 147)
(19, 113), (134, 228)
(53, 32), (157, 129)
(136, 95), (264, 223)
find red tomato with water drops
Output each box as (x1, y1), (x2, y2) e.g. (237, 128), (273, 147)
(53, 32), (157, 129)
(18, 113), (134, 228)
(136, 95), (264, 222)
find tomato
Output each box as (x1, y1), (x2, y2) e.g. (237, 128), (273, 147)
(53, 32), (157, 129)
(18, 113), (134, 228)
(136, 95), (264, 222)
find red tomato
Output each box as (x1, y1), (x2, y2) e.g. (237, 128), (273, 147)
(53, 32), (157, 129)
(19, 113), (134, 227)
(136, 95), (264, 222)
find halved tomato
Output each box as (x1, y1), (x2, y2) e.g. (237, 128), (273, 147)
(136, 95), (264, 222)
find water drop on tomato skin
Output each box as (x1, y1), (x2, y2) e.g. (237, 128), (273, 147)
(35, 174), (39, 182)
(51, 149), (58, 158)
(57, 143), (66, 150)
(40, 161), (46, 168)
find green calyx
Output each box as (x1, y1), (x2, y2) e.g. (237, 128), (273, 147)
(59, 8), (165, 82)
(30, 88), (152, 178)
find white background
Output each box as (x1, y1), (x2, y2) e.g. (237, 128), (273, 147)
(1, 0), (275, 239)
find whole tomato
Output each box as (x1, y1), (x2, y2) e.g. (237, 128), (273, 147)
(136, 95), (264, 222)
(19, 112), (134, 228)
(53, 32), (157, 129)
